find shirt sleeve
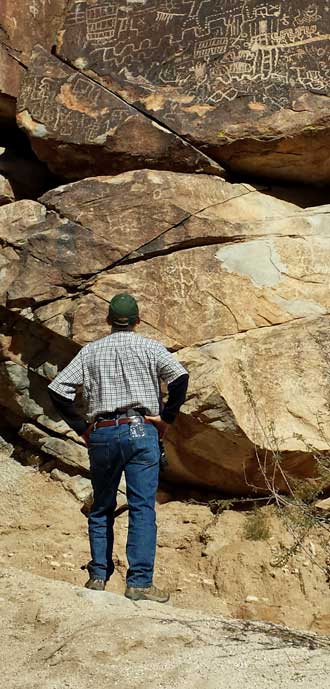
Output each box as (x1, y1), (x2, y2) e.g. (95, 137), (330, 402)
(48, 389), (89, 436)
(161, 373), (189, 424)
(156, 345), (188, 385)
(48, 350), (84, 401)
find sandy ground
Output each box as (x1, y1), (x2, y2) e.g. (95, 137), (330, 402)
(1, 566), (330, 689)
(1, 452), (330, 635)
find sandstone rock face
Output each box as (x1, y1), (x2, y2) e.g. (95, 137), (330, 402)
(3, 170), (330, 346)
(0, 43), (21, 122)
(0, 175), (14, 205)
(0, 0), (68, 121)
(166, 316), (330, 494)
(57, 0), (330, 184)
(17, 46), (222, 180)
(1, 170), (330, 494)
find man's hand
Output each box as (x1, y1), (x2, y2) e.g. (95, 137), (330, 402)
(81, 430), (90, 445)
(145, 415), (169, 439)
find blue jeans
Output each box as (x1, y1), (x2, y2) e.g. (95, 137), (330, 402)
(87, 422), (160, 587)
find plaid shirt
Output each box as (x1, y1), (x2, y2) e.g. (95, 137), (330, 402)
(48, 331), (187, 422)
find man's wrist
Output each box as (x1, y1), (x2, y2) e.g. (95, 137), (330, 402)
(160, 412), (174, 424)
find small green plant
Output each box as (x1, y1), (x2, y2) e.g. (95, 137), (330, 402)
(243, 507), (271, 541)
(209, 498), (234, 515)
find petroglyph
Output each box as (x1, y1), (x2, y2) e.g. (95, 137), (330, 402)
(61, 1), (330, 110)
(17, 45), (223, 179)
(17, 55), (134, 144)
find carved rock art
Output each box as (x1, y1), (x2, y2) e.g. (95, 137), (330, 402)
(1, 171), (330, 493)
(16, 46), (223, 179)
(0, 0), (68, 121)
(57, 0), (330, 183)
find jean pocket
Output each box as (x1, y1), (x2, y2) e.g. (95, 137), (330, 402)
(88, 442), (111, 467)
(129, 435), (160, 465)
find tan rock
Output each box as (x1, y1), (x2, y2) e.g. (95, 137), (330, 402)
(19, 422), (89, 474)
(315, 498), (330, 513)
(91, 231), (330, 348)
(3, 170), (329, 348)
(2, 566), (330, 689)
(164, 315), (330, 494)
(0, 175), (14, 205)
(1, 170), (330, 494)
(0, 306), (79, 379)
(0, 201), (48, 303)
(0, 361), (72, 436)
(0, 199), (46, 241)
(50, 468), (92, 502)
(58, 1), (330, 184)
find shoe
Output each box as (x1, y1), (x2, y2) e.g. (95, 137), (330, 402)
(84, 577), (105, 591)
(125, 584), (170, 603)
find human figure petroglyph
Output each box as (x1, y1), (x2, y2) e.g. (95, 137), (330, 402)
(19, 76), (56, 119)
(71, 77), (101, 106)
(29, 0), (40, 19)
(294, 3), (321, 25)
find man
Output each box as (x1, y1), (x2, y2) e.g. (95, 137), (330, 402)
(48, 293), (189, 603)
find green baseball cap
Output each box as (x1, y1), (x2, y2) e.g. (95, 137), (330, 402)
(108, 293), (139, 327)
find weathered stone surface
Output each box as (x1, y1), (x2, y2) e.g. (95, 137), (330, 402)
(91, 233), (330, 348)
(17, 46), (223, 180)
(165, 315), (330, 494)
(19, 422), (89, 474)
(2, 170), (330, 349)
(1, 170), (330, 493)
(0, 174), (14, 205)
(0, 360), (83, 440)
(58, 0), (330, 184)
(3, 566), (330, 689)
(315, 497), (330, 513)
(50, 468), (91, 501)
(0, 306), (79, 379)
(0, 44), (22, 122)
(0, 0), (67, 120)
(0, 199), (48, 298)
(0, 199), (46, 238)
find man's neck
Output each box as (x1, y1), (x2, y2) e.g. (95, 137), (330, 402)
(111, 327), (136, 334)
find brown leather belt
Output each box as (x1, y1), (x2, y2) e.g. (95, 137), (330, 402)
(94, 417), (151, 429)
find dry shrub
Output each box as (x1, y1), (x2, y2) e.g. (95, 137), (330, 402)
(243, 508), (271, 541)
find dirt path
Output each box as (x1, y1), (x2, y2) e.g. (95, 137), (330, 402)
(2, 565), (330, 689)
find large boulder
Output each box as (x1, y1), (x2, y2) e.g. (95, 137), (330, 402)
(56, 0), (330, 185)
(1, 170), (330, 493)
(16, 46), (222, 180)
(0, 0), (68, 121)
(166, 316), (330, 494)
